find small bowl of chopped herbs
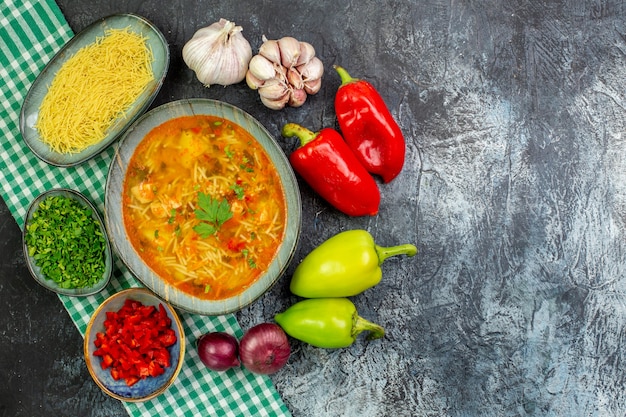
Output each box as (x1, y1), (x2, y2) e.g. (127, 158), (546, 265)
(22, 188), (112, 296)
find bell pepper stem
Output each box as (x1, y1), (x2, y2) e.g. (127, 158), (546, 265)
(375, 243), (418, 265)
(282, 123), (319, 147)
(353, 315), (385, 341)
(334, 65), (359, 86)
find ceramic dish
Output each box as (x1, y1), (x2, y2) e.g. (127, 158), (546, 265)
(84, 288), (185, 402)
(19, 13), (169, 167)
(22, 188), (112, 296)
(105, 98), (302, 315)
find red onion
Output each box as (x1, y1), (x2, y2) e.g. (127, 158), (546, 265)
(196, 332), (240, 371)
(239, 323), (290, 374)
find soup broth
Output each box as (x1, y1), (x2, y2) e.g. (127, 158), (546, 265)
(122, 115), (287, 300)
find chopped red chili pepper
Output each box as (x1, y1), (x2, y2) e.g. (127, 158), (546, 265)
(227, 238), (246, 252)
(92, 298), (177, 387)
(333, 65), (406, 183)
(282, 123), (380, 216)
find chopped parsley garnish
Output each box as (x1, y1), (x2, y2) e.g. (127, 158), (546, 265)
(168, 209), (176, 224)
(241, 249), (257, 269)
(24, 195), (107, 289)
(193, 192), (233, 238)
(230, 183), (245, 200)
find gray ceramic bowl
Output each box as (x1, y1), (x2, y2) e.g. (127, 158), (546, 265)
(105, 98), (302, 315)
(22, 188), (112, 296)
(20, 13), (169, 167)
(84, 288), (185, 402)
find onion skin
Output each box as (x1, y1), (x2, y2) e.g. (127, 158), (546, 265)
(239, 323), (291, 375)
(196, 332), (240, 371)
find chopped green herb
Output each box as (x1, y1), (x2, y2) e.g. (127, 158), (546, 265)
(225, 145), (234, 159)
(204, 284), (211, 293)
(193, 192), (233, 238)
(230, 183), (245, 200)
(241, 249), (257, 269)
(168, 209), (176, 224)
(24, 195), (107, 289)
(239, 154), (254, 173)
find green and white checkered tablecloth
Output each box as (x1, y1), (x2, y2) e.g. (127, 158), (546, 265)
(0, 1), (291, 416)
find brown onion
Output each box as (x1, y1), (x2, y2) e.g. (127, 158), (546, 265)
(239, 323), (290, 374)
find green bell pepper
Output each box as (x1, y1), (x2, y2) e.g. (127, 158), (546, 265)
(274, 298), (384, 348)
(289, 229), (417, 297)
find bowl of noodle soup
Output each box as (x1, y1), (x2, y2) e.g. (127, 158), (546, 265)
(105, 99), (301, 315)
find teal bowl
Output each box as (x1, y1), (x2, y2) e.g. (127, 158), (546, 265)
(22, 188), (112, 296)
(105, 98), (302, 315)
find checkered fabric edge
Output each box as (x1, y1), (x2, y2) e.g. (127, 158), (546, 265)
(0, 1), (291, 416)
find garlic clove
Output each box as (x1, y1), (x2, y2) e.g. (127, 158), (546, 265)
(295, 41), (316, 66)
(260, 92), (290, 110)
(248, 54), (276, 81)
(297, 56), (324, 82)
(287, 67), (304, 90)
(258, 79), (290, 100)
(278, 36), (301, 68)
(246, 71), (265, 90)
(288, 88), (308, 107)
(274, 62), (288, 81)
(304, 78), (322, 95)
(259, 36), (282, 65)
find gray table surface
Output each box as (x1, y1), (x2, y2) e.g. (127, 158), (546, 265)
(3, 1), (626, 416)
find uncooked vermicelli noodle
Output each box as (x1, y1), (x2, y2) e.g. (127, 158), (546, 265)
(36, 28), (154, 154)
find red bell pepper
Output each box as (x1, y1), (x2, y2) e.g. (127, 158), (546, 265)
(282, 123), (380, 216)
(333, 65), (406, 183)
(92, 298), (177, 387)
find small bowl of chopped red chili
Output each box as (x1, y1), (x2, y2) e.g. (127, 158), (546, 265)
(84, 287), (185, 402)
(22, 188), (113, 296)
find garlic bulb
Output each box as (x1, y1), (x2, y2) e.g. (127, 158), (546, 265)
(182, 19), (252, 87)
(246, 35), (324, 110)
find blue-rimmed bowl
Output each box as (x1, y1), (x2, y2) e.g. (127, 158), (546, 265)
(105, 98), (302, 315)
(22, 188), (112, 296)
(84, 288), (185, 402)
(20, 13), (169, 167)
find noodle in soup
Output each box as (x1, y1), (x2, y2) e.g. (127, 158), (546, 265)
(122, 115), (286, 300)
